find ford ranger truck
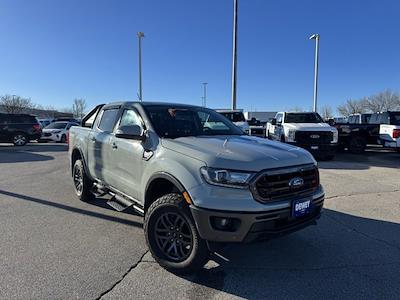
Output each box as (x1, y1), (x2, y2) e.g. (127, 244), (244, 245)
(267, 111), (338, 160)
(69, 102), (324, 273)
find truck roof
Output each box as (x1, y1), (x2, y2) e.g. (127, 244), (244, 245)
(103, 101), (203, 109)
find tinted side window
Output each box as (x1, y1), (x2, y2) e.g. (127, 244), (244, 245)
(8, 115), (36, 124)
(369, 114), (379, 124)
(119, 109), (142, 127)
(98, 109), (119, 132)
(380, 113), (390, 124)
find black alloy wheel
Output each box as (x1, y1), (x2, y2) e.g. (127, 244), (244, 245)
(154, 212), (193, 262)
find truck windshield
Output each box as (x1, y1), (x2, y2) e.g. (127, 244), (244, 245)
(144, 106), (244, 138)
(218, 112), (246, 122)
(285, 113), (324, 123)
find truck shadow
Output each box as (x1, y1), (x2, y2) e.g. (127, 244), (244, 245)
(318, 147), (400, 170)
(0, 189), (143, 228)
(0, 143), (68, 163)
(184, 209), (400, 299)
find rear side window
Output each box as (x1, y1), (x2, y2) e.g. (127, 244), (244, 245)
(8, 115), (37, 124)
(378, 113), (389, 124)
(389, 113), (400, 125)
(98, 109), (119, 132)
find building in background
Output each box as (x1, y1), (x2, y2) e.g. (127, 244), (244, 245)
(0, 105), (73, 119)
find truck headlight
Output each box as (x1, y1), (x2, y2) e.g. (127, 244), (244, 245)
(332, 131), (338, 143)
(200, 167), (254, 188)
(287, 130), (296, 142)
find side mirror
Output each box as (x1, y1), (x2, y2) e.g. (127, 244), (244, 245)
(115, 125), (145, 141)
(271, 118), (277, 126)
(327, 119), (335, 126)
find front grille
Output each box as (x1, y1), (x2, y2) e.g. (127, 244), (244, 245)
(251, 165), (319, 202)
(44, 133), (52, 137)
(295, 131), (333, 144)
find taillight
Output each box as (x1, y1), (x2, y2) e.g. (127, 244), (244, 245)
(393, 129), (400, 139)
(33, 124), (41, 131)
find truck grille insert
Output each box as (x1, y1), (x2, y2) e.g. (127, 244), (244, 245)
(251, 165), (319, 202)
(295, 131), (333, 144)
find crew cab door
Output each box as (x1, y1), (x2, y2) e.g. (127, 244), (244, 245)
(87, 108), (120, 182)
(107, 108), (145, 199)
(270, 113), (284, 140)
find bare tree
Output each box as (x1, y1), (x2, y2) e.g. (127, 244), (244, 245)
(287, 106), (304, 112)
(337, 99), (366, 117)
(0, 95), (34, 114)
(72, 98), (87, 118)
(320, 105), (333, 120)
(363, 89), (400, 112)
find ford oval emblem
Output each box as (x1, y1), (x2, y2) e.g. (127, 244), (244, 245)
(289, 177), (304, 187)
(310, 134), (320, 139)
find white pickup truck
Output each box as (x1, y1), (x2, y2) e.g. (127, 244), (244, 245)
(216, 109), (250, 134)
(266, 112), (338, 159)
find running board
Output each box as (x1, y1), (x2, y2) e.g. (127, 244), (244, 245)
(91, 183), (108, 197)
(107, 194), (144, 216)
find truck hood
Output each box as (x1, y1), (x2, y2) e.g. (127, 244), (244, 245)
(42, 128), (64, 133)
(161, 135), (315, 171)
(284, 123), (336, 131)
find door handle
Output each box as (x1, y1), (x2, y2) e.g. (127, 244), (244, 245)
(112, 142), (118, 149)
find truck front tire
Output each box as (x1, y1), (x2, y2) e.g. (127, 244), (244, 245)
(144, 193), (209, 274)
(72, 159), (94, 202)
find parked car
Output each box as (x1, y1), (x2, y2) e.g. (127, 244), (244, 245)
(334, 112), (400, 153)
(41, 121), (79, 143)
(266, 112), (338, 160)
(38, 118), (53, 128)
(216, 109), (250, 134)
(69, 102), (324, 273)
(0, 113), (42, 146)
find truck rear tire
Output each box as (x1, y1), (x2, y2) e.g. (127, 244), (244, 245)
(72, 159), (94, 202)
(348, 136), (366, 154)
(144, 193), (209, 274)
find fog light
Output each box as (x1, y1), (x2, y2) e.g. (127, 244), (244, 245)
(211, 217), (240, 232)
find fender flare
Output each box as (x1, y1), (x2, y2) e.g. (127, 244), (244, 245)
(145, 172), (186, 195)
(70, 147), (91, 179)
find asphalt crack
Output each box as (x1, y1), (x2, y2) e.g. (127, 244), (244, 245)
(97, 250), (149, 300)
(325, 189), (400, 200)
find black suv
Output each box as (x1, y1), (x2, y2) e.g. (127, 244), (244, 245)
(0, 113), (42, 146)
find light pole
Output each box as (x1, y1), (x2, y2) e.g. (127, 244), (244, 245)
(231, 0), (238, 110)
(137, 32), (145, 101)
(309, 33), (320, 112)
(202, 83), (208, 107)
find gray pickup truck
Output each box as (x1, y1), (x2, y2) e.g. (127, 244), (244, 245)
(69, 102), (324, 273)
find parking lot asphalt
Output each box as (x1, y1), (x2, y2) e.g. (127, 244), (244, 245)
(0, 143), (399, 299)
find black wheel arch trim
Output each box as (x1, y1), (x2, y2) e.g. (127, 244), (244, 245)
(70, 147), (93, 180)
(145, 172), (186, 195)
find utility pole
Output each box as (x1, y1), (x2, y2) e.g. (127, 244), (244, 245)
(231, 0), (238, 110)
(202, 83), (208, 107)
(137, 32), (145, 101)
(309, 33), (320, 112)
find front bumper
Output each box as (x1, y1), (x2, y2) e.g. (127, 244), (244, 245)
(190, 193), (324, 243)
(288, 142), (337, 156)
(41, 133), (62, 142)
